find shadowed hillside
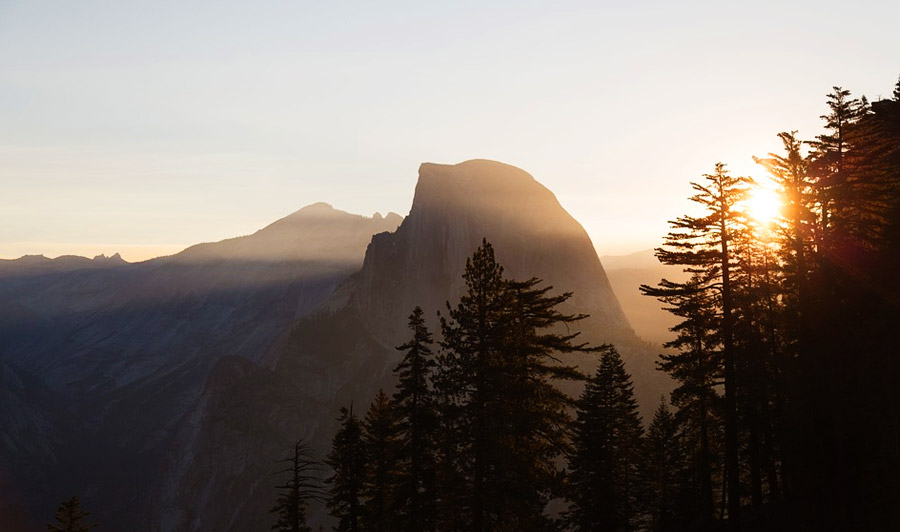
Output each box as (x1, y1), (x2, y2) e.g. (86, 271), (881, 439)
(0, 205), (400, 530)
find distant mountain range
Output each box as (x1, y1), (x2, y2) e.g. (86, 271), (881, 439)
(0, 160), (671, 531)
(0, 204), (401, 529)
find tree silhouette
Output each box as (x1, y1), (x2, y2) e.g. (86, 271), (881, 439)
(436, 240), (507, 532)
(48, 496), (96, 532)
(808, 86), (867, 241)
(641, 270), (722, 519)
(326, 406), (366, 532)
(566, 347), (643, 532)
(393, 307), (438, 532)
(649, 162), (750, 528)
(754, 131), (814, 310)
(436, 239), (596, 531)
(361, 390), (402, 532)
(641, 397), (687, 532)
(270, 439), (325, 532)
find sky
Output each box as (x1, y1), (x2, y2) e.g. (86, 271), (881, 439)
(1, 0), (898, 262)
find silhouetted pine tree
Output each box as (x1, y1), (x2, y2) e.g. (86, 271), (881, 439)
(754, 131), (815, 314)
(641, 267), (723, 520)
(48, 496), (96, 532)
(393, 307), (438, 532)
(437, 239), (595, 532)
(566, 347), (643, 532)
(499, 275), (597, 530)
(641, 397), (687, 532)
(326, 406), (366, 532)
(270, 439), (325, 532)
(808, 87), (867, 241)
(435, 240), (506, 532)
(649, 163), (750, 528)
(361, 390), (402, 532)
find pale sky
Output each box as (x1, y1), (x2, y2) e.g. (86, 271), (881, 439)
(1, 0), (898, 262)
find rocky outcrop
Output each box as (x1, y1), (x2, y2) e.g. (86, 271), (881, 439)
(354, 159), (631, 343)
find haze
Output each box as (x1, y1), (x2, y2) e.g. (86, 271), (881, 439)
(1, 0), (897, 261)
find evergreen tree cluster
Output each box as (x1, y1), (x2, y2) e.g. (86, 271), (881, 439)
(322, 241), (673, 532)
(639, 76), (900, 531)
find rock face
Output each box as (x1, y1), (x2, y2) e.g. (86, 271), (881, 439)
(335, 160), (667, 400)
(355, 160), (631, 343)
(330, 159), (667, 413)
(0, 205), (400, 531)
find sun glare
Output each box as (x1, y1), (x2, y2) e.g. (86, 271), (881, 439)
(744, 184), (782, 226)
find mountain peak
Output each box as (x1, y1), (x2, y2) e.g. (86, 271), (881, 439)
(410, 159), (573, 241)
(419, 158), (536, 178)
(416, 160), (538, 200)
(356, 159), (632, 344)
(175, 201), (402, 264)
(293, 202), (338, 216)
(92, 252), (126, 263)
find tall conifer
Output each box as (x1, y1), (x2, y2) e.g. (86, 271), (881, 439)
(647, 163), (750, 528)
(361, 390), (402, 532)
(566, 347), (644, 532)
(437, 239), (596, 531)
(326, 407), (366, 532)
(641, 271), (721, 518)
(393, 307), (438, 532)
(641, 397), (687, 532)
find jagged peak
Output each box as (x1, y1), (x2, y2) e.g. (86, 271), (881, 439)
(92, 252), (126, 263)
(384, 212), (403, 225)
(285, 202), (398, 223)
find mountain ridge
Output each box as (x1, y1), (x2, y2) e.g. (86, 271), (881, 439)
(0, 203), (402, 530)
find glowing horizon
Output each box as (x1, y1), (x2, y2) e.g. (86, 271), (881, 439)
(2, 1), (897, 262)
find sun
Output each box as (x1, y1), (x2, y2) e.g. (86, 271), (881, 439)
(743, 183), (782, 226)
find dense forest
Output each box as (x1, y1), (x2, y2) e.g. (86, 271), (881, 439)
(49, 77), (900, 531)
